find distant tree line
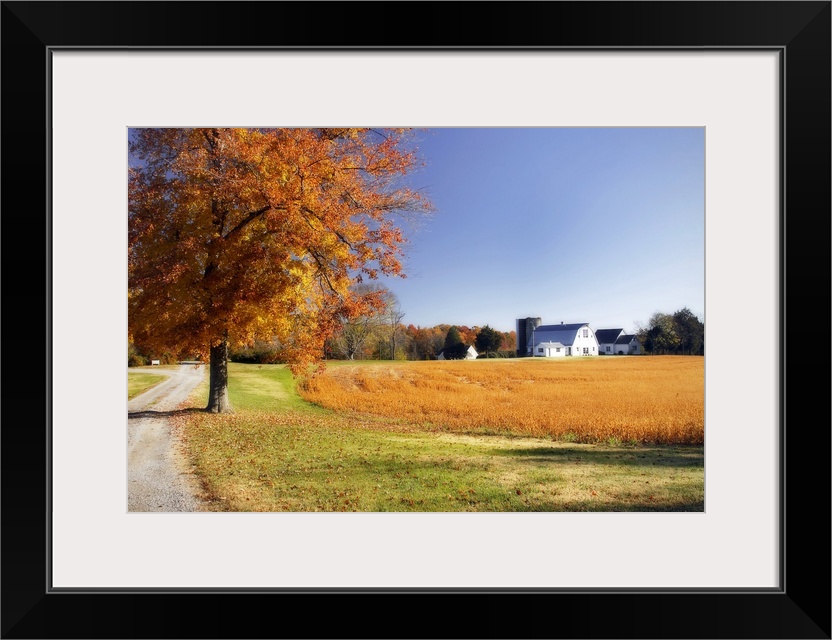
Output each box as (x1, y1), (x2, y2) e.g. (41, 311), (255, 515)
(325, 318), (516, 362)
(129, 281), (518, 366)
(636, 307), (704, 355)
(130, 296), (702, 367)
(320, 284), (517, 361)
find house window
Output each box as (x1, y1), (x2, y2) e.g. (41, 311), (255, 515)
(606, 346), (611, 352)
(583, 347), (589, 355)
(538, 347), (543, 353)
(582, 329), (588, 337)
(556, 347), (561, 353)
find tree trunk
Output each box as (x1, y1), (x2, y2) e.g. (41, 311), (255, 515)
(206, 335), (232, 413)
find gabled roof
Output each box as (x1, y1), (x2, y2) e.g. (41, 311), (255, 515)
(437, 344), (478, 357)
(536, 323), (588, 332)
(531, 323), (592, 347)
(537, 341), (565, 348)
(595, 329), (624, 344)
(615, 334), (639, 344)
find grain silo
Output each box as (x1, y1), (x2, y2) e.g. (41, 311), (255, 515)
(515, 317), (542, 356)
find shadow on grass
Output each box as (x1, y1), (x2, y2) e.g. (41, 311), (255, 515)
(492, 445), (703, 468)
(520, 497), (705, 512)
(128, 407), (208, 420)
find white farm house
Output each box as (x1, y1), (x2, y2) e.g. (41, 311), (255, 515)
(595, 328), (643, 355)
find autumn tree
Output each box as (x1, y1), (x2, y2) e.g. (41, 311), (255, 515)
(635, 308), (704, 355)
(639, 312), (681, 354)
(128, 341), (146, 367)
(405, 325), (445, 360)
(329, 283), (388, 360)
(403, 325), (425, 360)
(457, 326), (478, 347)
(443, 326), (462, 350)
(672, 307), (705, 355)
(442, 326), (468, 359)
(475, 325), (503, 358)
(381, 290), (406, 360)
(129, 128), (431, 412)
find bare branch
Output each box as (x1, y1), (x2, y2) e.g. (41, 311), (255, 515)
(306, 246), (340, 297)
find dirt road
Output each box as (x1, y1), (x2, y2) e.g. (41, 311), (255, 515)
(128, 364), (207, 512)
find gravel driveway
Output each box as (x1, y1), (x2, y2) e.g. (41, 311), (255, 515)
(128, 364), (207, 512)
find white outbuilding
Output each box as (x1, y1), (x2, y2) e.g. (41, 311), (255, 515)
(533, 341), (566, 357)
(437, 345), (479, 360)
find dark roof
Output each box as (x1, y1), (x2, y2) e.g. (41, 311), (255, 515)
(615, 334), (638, 344)
(595, 329), (624, 344)
(437, 344), (475, 355)
(535, 323), (588, 332)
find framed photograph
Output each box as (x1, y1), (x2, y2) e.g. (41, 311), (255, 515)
(3, 2), (829, 638)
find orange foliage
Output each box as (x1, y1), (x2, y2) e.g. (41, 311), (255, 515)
(456, 326), (478, 347)
(129, 128), (432, 375)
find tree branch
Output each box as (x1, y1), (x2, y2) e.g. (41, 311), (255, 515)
(306, 247), (340, 297)
(223, 205), (285, 242)
(300, 205), (356, 250)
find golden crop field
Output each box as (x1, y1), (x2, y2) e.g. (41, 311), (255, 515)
(299, 356), (704, 444)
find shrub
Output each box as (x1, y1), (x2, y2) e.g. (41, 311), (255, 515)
(128, 353), (146, 367)
(229, 339), (285, 364)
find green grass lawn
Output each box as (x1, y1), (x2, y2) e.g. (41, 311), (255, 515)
(127, 372), (168, 400)
(179, 363), (704, 512)
(226, 363), (325, 413)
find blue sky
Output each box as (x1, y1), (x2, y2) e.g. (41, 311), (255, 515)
(378, 127), (705, 334)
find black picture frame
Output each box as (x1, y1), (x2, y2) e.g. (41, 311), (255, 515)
(2, 2), (829, 638)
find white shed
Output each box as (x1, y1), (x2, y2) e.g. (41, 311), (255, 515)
(437, 345), (479, 360)
(533, 341), (566, 357)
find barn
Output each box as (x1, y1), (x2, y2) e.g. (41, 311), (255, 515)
(516, 318), (599, 357)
